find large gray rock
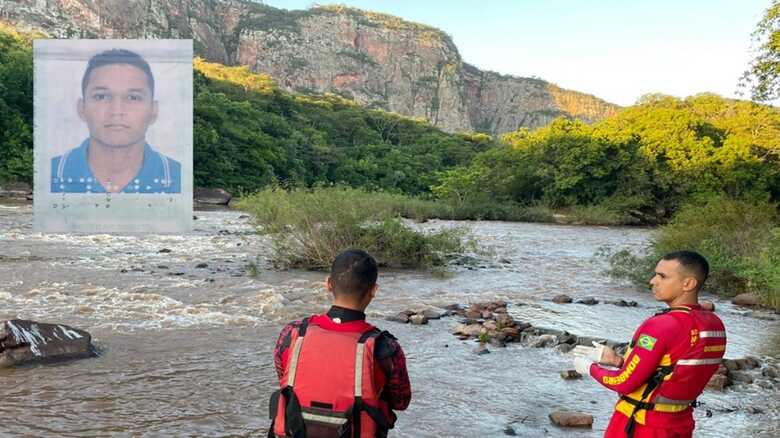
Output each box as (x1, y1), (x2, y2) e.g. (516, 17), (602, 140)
(194, 187), (232, 205)
(0, 320), (96, 367)
(549, 410), (593, 428)
(731, 293), (760, 306)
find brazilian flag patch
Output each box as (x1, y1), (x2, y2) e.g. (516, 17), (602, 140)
(637, 334), (657, 351)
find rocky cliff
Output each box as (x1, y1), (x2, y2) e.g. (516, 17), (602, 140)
(1, 0), (619, 135)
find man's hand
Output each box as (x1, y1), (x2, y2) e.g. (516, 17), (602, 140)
(573, 356), (593, 375)
(573, 341), (623, 367)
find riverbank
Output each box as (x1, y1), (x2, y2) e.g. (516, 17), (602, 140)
(1, 205), (778, 437)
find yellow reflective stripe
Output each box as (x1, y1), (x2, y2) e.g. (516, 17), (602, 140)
(301, 412), (348, 425)
(354, 342), (365, 398)
(699, 331), (726, 338)
(659, 353), (672, 366)
(616, 400), (646, 424)
(603, 355), (640, 385)
(704, 344), (726, 352)
(287, 336), (305, 387)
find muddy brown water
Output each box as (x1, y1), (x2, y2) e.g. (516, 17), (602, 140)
(1, 203), (778, 437)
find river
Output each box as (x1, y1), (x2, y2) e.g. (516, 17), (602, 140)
(0, 203), (777, 437)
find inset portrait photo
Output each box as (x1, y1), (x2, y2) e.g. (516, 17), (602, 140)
(33, 40), (192, 233)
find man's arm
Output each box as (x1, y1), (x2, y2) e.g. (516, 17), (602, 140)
(589, 317), (677, 395)
(273, 321), (301, 381)
(375, 334), (411, 411)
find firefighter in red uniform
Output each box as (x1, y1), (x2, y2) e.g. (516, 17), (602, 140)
(573, 251), (726, 438)
(270, 249), (411, 438)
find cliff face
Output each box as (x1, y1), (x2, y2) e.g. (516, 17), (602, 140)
(1, 1), (618, 135)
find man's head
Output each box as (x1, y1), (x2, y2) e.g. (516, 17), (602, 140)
(78, 49), (158, 149)
(650, 250), (710, 305)
(326, 249), (379, 310)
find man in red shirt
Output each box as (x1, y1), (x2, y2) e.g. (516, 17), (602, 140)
(574, 251), (726, 438)
(271, 249), (411, 437)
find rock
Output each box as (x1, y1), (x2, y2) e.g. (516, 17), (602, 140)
(700, 301), (716, 311)
(731, 293), (760, 306)
(556, 343), (575, 354)
(746, 406), (763, 414)
(552, 294), (573, 304)
(0, 320), (96, 367)
(723, 359), (741, 371)
(557, 332), (577, 345)
(499, 258), (512, 264)
(531, 334), (558, 348)
(762, 366), (779, 379)
(503, 426), (516, 436)
(609, 299), (638, 307)
(495, 313), (515, 328)
(157, 265), (169, 269)
(409, 314), (428, 325)
(473, 345), (490, 355)
(387, 312), (410, 324)
(482, 320), (497, 331)
(480, 310), (493, 319)
(576, 297), (599, 305)
(193, 215), (198, 220)
(730, 371), (754, 384)
(515, 322), (532, 332)
(158, 248), (172, 253)
(735, 356), (760, 370)
(421, 309), (442, 320)
(706, 373), (730, 391)
(194, 187), (232, 205)
(757, 381), (774, 390)
(238, 214), (250, 219)
(0, 182), (32, 198)
(560, 369), (582, 380)
(451, 324), (484, 337)
(195, 263), (208, 269)
(548, 410), (593, 428)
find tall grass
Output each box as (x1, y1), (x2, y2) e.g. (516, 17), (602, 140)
(604, 195), (780, 309)
(235, 186), (473, 270)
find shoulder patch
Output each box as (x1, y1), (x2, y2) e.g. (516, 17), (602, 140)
(637, 334), (657, 351)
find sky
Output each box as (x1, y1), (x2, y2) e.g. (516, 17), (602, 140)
(264, 0), (775, 106)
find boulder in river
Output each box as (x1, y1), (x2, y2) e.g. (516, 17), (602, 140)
(409, 314), (428, 325)
(576, 297), (599, 305)
(560, 369), (582, 380)
(731, 293), (760, 307)
(549, 410), (593, 428)
(194, 187), (232, 205)
(552, 294), (573, 304)
(0, 320), (96, 367)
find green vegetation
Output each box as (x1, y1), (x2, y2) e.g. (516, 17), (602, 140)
(437, 94), (780, 224)
(605, 195), (780, 309)
(0, 24), (33, 184)
(235, 186), (471, 270)
(740, 0), (780, 102)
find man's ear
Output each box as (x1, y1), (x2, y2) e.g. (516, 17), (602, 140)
(148, 100), (159, 126)
(325, 276), (334, 294)
(682, 276), (699, 293)
(77, 98), (86, 122)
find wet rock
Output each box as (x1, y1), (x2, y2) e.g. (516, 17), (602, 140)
(480, 310), (493, 319)
(706, 373), (730, 391)
(731, 293), (760, 307)
(157, 265), (169, 269)
(552, 294), (573, 304)
(474, 344), (490, 355)
(757, 381), (774, 390)
(482, 320), (497, 331)
(387, 312), (410, 324)
(421, 309), (442, 320)
(0, 320), (96, 367)
(730, 371), (754, 384)
(451, 324), (484, 338)
(158, 248), (172, 253)
(194, 187), (232, 205)
(608, 299), (638, 307)
(488, 337), (506, 348)
(560, 369), (582, 380)
(531, 334), (558, 348)
(557, 332), (577, 345)
(195, 263), (208, 269)
(548, 410), (593, 428)
(762, 366), (779, 379)
(499, 258), (512, 264)
(515, 322), (532, 332)
(495, 313), (514, 328)
(723, 358), (740, 371)
(576, 297), (599, 305)
(238, 214), (250, 219)
(503, 426), (516, 436)
(700, 301), (716, 311)
(735, 356), (761, 370)
(746, 406), (764, 414)
(557, 343), (575, 354)
(409, 314), (428, 325)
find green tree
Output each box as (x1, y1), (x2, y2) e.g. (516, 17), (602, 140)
(740, 0), (780, 101)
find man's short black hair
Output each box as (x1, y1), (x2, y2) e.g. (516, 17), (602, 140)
(82, 49), (155, 97)
(330, 249), (378, 299)
(663, 250), (709, 290)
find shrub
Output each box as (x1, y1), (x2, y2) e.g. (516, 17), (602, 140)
(235, 186), (473, 270)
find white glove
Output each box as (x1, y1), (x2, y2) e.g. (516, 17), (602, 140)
(574, 356), (594, 375)
(572, 341), (606, 363)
